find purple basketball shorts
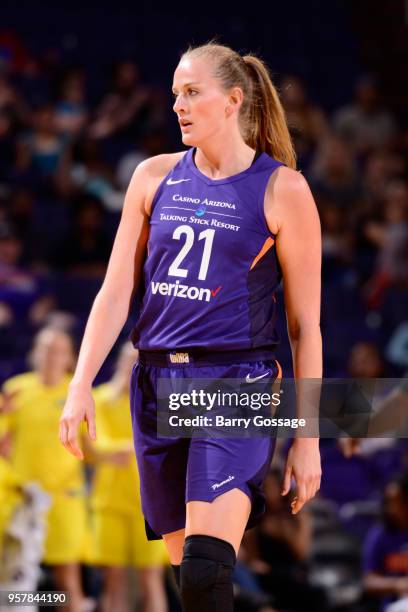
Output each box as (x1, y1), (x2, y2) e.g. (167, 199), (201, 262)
(129, 352), (281, 540)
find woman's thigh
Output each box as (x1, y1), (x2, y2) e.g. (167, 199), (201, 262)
(162, 488), (251, 562)
(186, 488), (251, 556)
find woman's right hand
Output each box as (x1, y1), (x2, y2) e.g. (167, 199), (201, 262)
(59, 384), (96, 460)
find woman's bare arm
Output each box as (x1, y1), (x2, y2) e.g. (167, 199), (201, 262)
(267, 167), (322, 379)
(59, 153), (184, 459)
(69, 166), (150, 391)
(265, 167), (322, 514)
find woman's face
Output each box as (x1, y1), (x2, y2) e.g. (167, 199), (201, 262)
(31, 329), (75, 377)
(172, 56), (235, 148)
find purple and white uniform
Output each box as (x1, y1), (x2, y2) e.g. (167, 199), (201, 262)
(130, 148), (284, 538)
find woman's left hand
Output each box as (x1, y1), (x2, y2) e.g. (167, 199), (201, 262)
(282, 438), (321, 514)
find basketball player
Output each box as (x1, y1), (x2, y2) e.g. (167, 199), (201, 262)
(3, 327), (90, 612)
(60, 43), (322, 611)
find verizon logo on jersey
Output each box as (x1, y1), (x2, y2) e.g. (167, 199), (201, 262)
(150, 280), (221, 302)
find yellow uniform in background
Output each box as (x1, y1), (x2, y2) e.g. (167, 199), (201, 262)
(0, 455), (23, 560)
(2, 373), (90, 565)
(91, 383), (168, 567)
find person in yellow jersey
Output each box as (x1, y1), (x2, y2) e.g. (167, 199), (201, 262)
(90, 341), (169, 612)
(1, 327), (91, 612)
(0, 422), (22, 565)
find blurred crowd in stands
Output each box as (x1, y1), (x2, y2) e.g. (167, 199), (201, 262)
(0, 33), (407, 380)
(0, 30), (407, 612)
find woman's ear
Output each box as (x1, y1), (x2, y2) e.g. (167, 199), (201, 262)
(226, 87), (243, 117)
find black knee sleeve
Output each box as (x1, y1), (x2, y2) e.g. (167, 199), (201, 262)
(180, 534), (236, 612)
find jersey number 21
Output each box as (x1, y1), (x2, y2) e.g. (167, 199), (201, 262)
(168, 225), (215, 281)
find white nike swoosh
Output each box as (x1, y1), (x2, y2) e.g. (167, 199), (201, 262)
(245, 371), (271, 383)
(166, 178), (191, 185)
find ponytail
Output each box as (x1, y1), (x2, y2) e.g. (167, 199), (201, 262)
(242, 55), (296, 169)
(182, 43), (296, 169)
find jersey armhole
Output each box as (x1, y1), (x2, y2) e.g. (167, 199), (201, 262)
(256, 163), (283, 238)
(149, 177), (166, 218)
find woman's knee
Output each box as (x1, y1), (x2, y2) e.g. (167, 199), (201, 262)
(186, 489), (251, 555)
(180, 535), (236, 612)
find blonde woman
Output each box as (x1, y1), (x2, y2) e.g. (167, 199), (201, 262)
(60, 43), (322, 610)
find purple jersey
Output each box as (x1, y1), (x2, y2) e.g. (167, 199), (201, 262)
(131, 148), (283, 351)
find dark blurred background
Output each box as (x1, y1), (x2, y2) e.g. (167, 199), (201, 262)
(0, 1), (407, 610)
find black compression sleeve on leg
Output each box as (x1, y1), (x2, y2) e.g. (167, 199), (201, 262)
(180, 534), (236, 612)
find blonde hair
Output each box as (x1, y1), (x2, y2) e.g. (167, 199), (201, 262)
(182, 43), (296, 169)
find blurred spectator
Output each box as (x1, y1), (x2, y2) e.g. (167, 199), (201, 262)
(116, 128), (170, 192)
(310, 136), (363, 210)
(363, 472), (408, 611)
(15, 103), (67, 190)
(241, 468), (329, 611)
(49, 194), (112, 276)
(320, 202), (354, 279)
(6, 189), (36, 260)
(348, 342), (385, 379)
(362, 151), (405, 213)
(333, 76), (397, 154)
(280, 74), (330, 168)
(88, 59), (162, 142)
(12, 56), (51, 109)
(0, 71), (29, 125)
(347, 151), (401, 282)
(0, 222), (54, 327)
(57, 137), (123, 210)
(0, 448), (26, 584)
(342, 343), (405, 496)
(54, 69), (88, 139)
(363, 180), (408, 308)
(0, 327), (91, 612)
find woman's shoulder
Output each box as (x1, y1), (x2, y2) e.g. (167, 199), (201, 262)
(265, 167), (316, 235)
(133, 152), (187, 216)
(270, 166), (310, 193)
(138, 151), (186, 180)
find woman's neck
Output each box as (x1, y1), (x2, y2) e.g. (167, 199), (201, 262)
(195, 134), (256, 179)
